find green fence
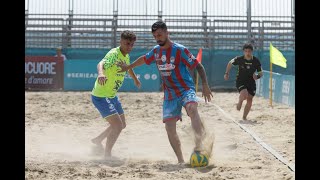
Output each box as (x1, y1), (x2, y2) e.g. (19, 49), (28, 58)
(25, 48), (295, 89)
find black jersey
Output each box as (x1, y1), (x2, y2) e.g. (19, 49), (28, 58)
(231, 55), (262, 84)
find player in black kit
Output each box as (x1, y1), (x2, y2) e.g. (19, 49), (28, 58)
(224, 43), (263, 121)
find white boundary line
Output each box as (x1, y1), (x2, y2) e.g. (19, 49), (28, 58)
(199, 98), (295, 172)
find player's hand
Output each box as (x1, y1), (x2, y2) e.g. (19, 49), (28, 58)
(224, 73), (229, 80)
(117, 61), (129, 72)
(202, 83), (213, 103)
(134, 79), (141, 89)
(253, 74), (258, 80)
(98, 74), (107, 85)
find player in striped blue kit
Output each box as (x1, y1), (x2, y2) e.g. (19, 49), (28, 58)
(118, 21), (213, 163)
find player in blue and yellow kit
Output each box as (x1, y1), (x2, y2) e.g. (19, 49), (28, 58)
(118, 21), (213, 163)
(91, 30), (141, 158)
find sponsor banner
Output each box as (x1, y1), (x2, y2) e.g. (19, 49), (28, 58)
(25, 56), (64, 90)
(64, 60), (160, 91)
(256, 71), (295, 107)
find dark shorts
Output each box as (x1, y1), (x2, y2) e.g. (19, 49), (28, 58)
(236, 81), (256, 96)
(91, 95), (124, 119)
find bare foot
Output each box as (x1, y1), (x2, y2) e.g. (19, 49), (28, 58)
(178, 161), (187, 167)
(242, 116), (247, 120)
(91, 138), (104, 155)
(91, 138), (102, 145)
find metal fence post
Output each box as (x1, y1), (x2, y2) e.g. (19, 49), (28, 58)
(158, 0), (163, 20)
(66, 0), (74, 48)
(202, 0), (209, 48)
(247, 0), (252, 44)
(25, 0), (29, 30)
(292, 0), (295, 31)
(25, 10), (28, 31)
(113, 0), (118, 48)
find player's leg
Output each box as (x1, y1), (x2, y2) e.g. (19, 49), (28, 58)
(114, 96), (126, 129)
(119, 114), (126, 129)
(91, 95), (112, 148)
(165, 120), (184, 163)
(91, 126), (112, 146)
(91, 95), (123, 157)
(182, 90), (205, 152)
(237, 88), (249, 111)
(104, 114), (123, 157)
(163, 99), (184, 163)
(185, 103), (205, 151)
(242, 86), (255, 120)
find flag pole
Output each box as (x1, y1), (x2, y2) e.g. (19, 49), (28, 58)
(270, 61), (273, 107)
(195, 48), (202, 93)
(196, 72), (199, 93)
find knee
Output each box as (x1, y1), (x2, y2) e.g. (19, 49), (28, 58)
(111, 121), (123, 133)
(243, 95), (248, 100)
(165, 123), (176, 134)
(240, 92), (248, 100)
(247, 97), (253, 103)
(120, 116), (126, 129)
(185, 103), (198, 117)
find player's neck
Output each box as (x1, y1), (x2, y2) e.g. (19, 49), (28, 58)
(119, 46), (127, 56)
(160, 40), (173, 49)
(244, 55), (253, 60)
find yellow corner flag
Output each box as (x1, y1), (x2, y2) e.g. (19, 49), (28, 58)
(270, 43), (287, 68)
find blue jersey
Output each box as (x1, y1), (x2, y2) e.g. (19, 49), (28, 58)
(143, 42), (199, 100)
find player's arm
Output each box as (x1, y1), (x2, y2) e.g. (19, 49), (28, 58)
(117, 56), (145, 72)
(196, 63), (213, 103)
(224, 57), (238, 80)
(96, 51), (117, 85)
(253, 63), (263, 80)
(128, 69), (141, 88)
(97, 60), (107, 85)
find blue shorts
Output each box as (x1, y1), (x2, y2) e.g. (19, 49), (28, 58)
(91, 95), (124, 119)
(163, 89), (199, 123)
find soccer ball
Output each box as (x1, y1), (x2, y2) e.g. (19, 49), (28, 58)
(190, 151), (209, 167)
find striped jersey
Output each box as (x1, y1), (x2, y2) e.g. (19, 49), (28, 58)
(143, 42), (199, 100)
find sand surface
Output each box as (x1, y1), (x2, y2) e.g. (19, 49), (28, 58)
(26, 91), (295, 179)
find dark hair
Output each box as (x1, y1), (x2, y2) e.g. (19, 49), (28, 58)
(243, 43), (254, 51)
(151, 20), (167, 32)
(121, 30), (136, 41)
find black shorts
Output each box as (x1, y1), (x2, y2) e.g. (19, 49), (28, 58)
(236, 81), (256, 96)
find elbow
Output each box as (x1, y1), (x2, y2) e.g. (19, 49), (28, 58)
(196, 63), (204, 71)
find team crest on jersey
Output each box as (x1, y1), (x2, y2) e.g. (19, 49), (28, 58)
(161, 55), (166, 62)
(170, 56), (175, 63)
(246, 65), (250, 69)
